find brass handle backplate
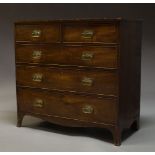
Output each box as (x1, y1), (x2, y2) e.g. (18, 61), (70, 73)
(32, 73), (43, 82)
(81, 77), (93, 86)
(81, 30), (94, 39)
(33, 99), (44, 108)
(32, 51), (42, 60)
(82, 105), (94, 114)
(32, 30), (41, 38)
(81, 51), (94, 61)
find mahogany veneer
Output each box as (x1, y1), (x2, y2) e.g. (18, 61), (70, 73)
(15, 18), (142, 146)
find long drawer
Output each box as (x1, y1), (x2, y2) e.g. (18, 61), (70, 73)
(16, 44), (118, 68)
(16, 66), (118, 96)
(17, 87), (117, 124)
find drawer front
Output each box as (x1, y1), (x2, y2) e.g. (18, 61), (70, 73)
(63, 23), (118, 43)
(16, 45), (118, 68)
(16, 66), (118, 96)
(17, 88), (117, 123)
(15, 24), (60, 42)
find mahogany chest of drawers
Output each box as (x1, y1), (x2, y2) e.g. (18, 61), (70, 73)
(15, 19), (142, 146)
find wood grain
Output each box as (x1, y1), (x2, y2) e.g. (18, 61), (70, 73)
(63, 23), (118, 43)
(16, 44), (118, 68)
(15, 19), (142, 146)
(17, 87), (117, 124)
(16, 65), (118, 96)
(15, 24), (60, 43)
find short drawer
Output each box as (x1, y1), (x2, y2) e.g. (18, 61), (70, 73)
(15, 24), (60, 42)
(63, 23), (118, 43)
(16, 44), (118, 68)
(17, 88), (117, 124)
(16, 66), (118, 96)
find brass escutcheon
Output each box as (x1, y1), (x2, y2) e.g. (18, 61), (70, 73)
(81, 51), (94, 61)
(33, 99), (44, 108)
(81, 30), (94, 39)
(32, 30), (41, 38)
(81, 77), (93, 86)
(32, 73), (43, 82)
(32, 51), (42, 60)
(82, 105), (94, 114)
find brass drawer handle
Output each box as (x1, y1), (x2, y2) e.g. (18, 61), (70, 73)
(81, 51), (94, 61)
(32, 51), (42, 60)
(32, 30), (41, 38)
(81, 77), (93, 86)
(81, 30), (94, 39)
(82, 105), (93, 114)
(32, 73), (43, 82)
(33, 99), (44, 108)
